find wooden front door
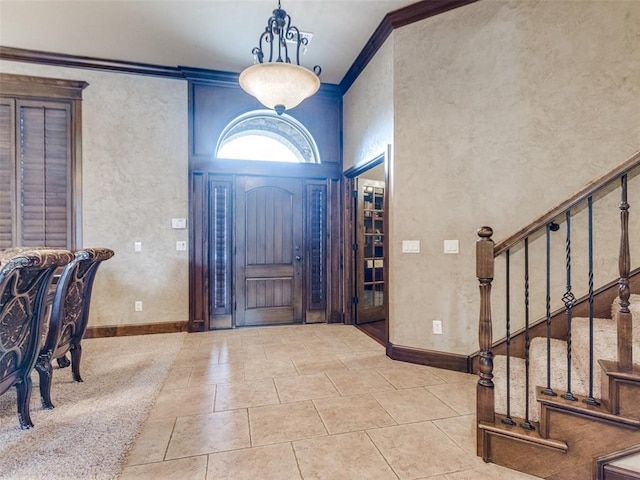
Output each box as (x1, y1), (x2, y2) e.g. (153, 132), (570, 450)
(235, 176), (304, 326)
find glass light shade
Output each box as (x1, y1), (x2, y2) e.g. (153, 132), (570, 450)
(239, 62), (320, 114)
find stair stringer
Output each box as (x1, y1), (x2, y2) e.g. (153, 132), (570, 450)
(485, 294), (640, 479)
(482, 393), (640, 480)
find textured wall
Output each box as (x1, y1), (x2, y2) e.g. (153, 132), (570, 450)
(389, 0), (640, 354)
(343, 36), (394, 170)
(342, 0), (640, 355)
(0, 60), (189, 327)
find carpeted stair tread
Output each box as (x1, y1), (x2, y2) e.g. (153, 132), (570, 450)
(529, 336), (589, 399)
(494, 294), (640, 428)
(494, 354), (529, 421)
(494, 337), (587, 422)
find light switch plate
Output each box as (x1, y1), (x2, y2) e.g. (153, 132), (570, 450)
(176, 241), (187, 251)
(444, 239), (459, 254)
(402, 240), (420, 253)
(171, 218), (187, 229)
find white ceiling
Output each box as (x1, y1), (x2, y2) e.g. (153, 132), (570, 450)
(0, 0), (419, 84)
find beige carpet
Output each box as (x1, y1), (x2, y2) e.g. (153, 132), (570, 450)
(0, 332), (186, 480)
(495, 294), (640, 422)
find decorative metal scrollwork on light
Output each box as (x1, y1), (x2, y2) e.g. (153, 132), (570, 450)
(239, 0), (321, 115)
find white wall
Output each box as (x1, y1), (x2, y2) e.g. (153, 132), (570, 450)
(0, 60), (189, 327)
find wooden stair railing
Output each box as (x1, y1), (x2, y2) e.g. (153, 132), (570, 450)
(476, 149), (640, 466)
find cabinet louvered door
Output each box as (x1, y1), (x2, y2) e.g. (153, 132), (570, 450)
(305, 182), (327, 323)
(17, 100), (72, 248)
(0, 100), (15, 249)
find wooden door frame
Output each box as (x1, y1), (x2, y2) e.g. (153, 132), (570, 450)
(343, 146), (391, 344)
(189, 171), (344, 332)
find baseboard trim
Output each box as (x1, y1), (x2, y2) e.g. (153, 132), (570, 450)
(386, 342), (471, 373)
(84, 321), (189, 339)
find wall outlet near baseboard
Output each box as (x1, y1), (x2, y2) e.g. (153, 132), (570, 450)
(433, 320), (443, 335)
(135, 301), (143, 312)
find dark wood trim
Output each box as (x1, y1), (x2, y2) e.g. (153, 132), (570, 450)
(71, 93), (83, 250)
(192, 156), (343, 180)
(386, 341), (471, 373)
(189, 172), (208, 332)
(596, 447), (640, 480)
(340, 0), (480, 93)
(343, 149), (389, 329)
(0, 72), (88, 100)
(386, 0), (480, 28)
(0, 46), (184, 79)
(84, 321), (189, 338)
(602, 466), (640, 480)
(343, 176), (355, 325)
(595, 446), (640, 480)
(344, 153), (385, 179)
(383, 144), (391, 346)
(2, 1), (479, 92)
(1, 73), (86, 251)
(327, 178), (344, 323)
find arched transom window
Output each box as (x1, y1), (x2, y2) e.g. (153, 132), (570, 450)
(215, 110), (320, 164)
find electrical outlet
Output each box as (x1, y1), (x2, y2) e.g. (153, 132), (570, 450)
(134, 241), (142, 252)
(135, 301), (143, 312)
(176, 241), (187, 251)
(433, 320), (443, 335)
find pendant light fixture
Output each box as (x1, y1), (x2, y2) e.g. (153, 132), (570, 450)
(239, 0), (321, 115)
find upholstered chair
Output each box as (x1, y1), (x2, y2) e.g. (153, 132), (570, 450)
(0, 249), (74, 429)
(35, 248), (114, 409)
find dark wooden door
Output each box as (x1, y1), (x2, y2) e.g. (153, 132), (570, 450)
(235, 176), (304, 326)
(355, 178), (386, 324)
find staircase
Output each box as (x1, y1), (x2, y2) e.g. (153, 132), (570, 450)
(475, 151), (640, 480)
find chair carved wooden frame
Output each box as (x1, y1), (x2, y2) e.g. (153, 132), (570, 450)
(0, 249), (74, 429)
(35, 248), (114, 409)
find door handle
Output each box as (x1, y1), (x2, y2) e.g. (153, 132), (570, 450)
(295, 255), (302, 261)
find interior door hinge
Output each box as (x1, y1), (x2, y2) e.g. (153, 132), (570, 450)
(234, 302), (237, 311)
(352, 190), (358, 198)
(352, 243), (358, 251)
(352, 296), (358, 304)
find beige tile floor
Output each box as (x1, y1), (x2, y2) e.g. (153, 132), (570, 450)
(120, 324), (542, 480)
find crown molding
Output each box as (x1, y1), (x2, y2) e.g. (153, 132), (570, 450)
(339, 0), (480, 94)
(0, 46), (184, 79)
(1, 1), (479, 92)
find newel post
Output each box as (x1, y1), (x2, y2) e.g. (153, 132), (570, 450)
(618, 175), (632, 370)
(477, 226), (495, 430)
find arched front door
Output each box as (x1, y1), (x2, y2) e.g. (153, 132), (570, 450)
(234, 176), (304, 326)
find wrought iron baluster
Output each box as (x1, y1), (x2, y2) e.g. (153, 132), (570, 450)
(502, 249), (516, 425)
(584, 196), (600, 406)
(542, 222), (559, 397)
(521, 238), (534, 430)
(562, 210), (578, 401)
